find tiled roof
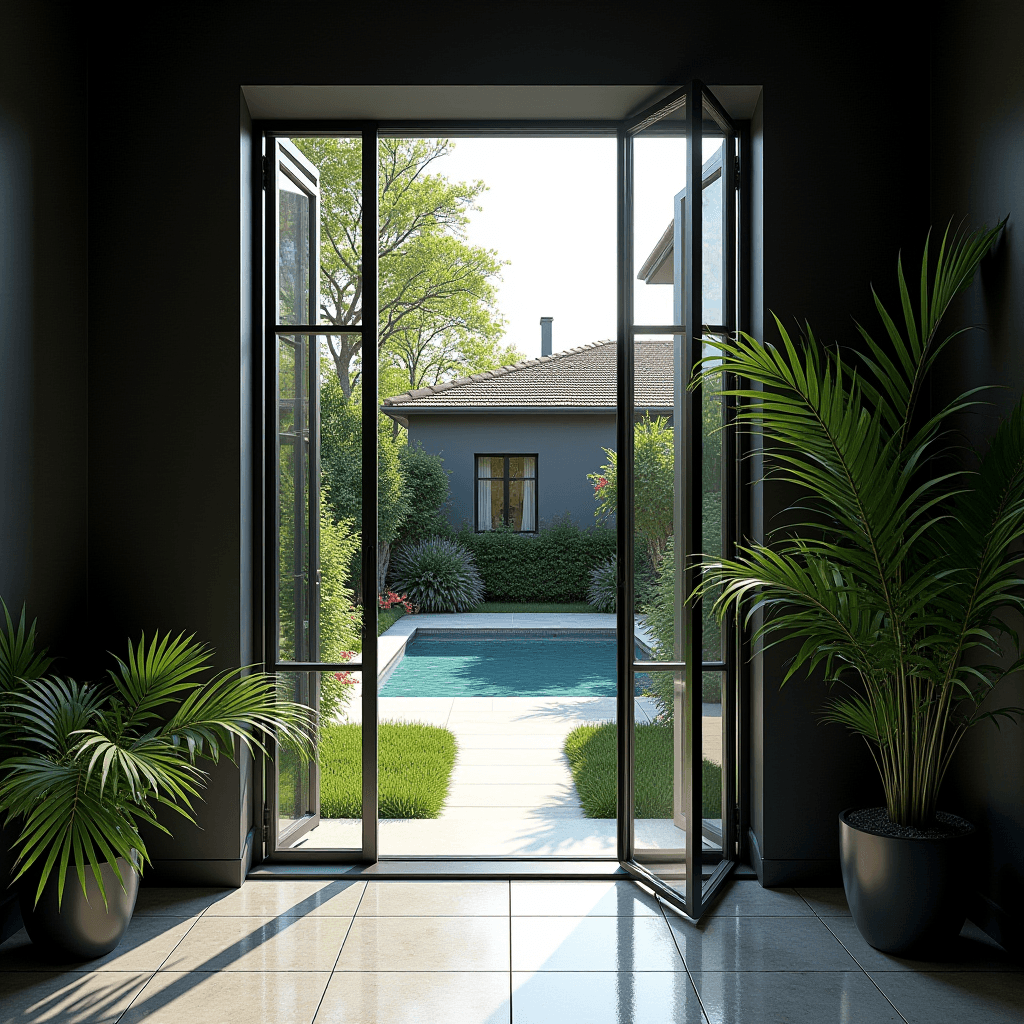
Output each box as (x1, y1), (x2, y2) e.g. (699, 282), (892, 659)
(382, 340), (674, 411)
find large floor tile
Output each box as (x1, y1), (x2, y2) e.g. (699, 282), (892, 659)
(511, 881), (661, 918)
(118, 970), (330, 1024)
(356, 881), (509, 917)
(823, 916), (1020, 972)
(335, 917), (510, 972)
(161, 915), (351, 973)
(133, 887), (233, 917)
(869, 970), (1024, 1023)
(511, 971), (705, 1023)
(0, 971), (151, 1023)
(703, 881), (814, 918)
(691, 971), (902, 1023)
(511, 916), (684, 972)
(666, 915), (858, 972)
(0, 916), (197, 972)
(314, 971), (511, 1023)
(794, 887), (851, 917)
(202, 880), (365, 918)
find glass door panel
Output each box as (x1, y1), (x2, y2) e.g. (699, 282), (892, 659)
(619, 82), (739, 919)
(267, 130), (376, 859)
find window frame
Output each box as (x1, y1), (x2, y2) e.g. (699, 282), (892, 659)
(473, 452), (539, 533)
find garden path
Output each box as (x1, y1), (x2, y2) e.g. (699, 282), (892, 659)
(297, 613), (722, 856)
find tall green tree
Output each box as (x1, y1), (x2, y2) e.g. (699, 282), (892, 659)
(293, 137), (520, 399)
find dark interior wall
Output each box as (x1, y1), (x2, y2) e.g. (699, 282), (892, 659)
(931, 0), (1024, 954)
(0, 3), (88, 651)
(80, 2), (929, 882)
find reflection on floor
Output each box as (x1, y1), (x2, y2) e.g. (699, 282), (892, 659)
(1, 879), (1020, 1023)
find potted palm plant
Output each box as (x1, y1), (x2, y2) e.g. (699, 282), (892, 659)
(0, 605), (313, 960)
(700, 221), (1024, 954)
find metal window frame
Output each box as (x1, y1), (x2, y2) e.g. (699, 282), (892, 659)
(252, 104), (749, 894)
(473, 453), (539, 533)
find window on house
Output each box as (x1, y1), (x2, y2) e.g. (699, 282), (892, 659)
(476, 455), (537, 532)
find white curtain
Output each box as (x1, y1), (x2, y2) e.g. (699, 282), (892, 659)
(477, 459), (492, 530)
(521, 458), (536, 531)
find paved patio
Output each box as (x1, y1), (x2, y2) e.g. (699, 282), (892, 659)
(296, 613), (723, 856)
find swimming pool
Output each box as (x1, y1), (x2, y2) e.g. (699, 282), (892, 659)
(378, 629), (651, 698)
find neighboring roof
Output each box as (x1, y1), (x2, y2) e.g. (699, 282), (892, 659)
(381, 340), (675, 417)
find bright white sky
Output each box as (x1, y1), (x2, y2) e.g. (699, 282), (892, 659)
(429, 137), (716, 358)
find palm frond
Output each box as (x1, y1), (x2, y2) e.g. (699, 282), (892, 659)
(0, 756), (145, 909)
(106, 632), (211, 731)
(695, 220), (1012, 827)
(0, 601), (54, 694)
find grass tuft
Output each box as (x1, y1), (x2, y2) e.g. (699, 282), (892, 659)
(319, 721), (457, 818)
(564, 722), (722, 819)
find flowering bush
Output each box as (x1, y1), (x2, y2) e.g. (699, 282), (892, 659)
(379, 589), (415, 614)
(320, 650), (358, 727)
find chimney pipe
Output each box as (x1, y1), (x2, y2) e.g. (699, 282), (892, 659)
(540, 316), (553, 357)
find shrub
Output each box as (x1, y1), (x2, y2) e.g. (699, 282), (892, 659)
(587, 556), (616, 612)
(320, 664), (359, 728)
(457, 517), (616, 603)
(389, 537), (484, 612)
(641, 534), (723, 720)
(320, 510), (362, 661)
(397, 443), (452, 545)
(587, 415), (675, 571)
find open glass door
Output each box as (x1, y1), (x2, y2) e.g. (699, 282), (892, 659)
(265, 131), (379, 859)
(617, 83), (740, 919)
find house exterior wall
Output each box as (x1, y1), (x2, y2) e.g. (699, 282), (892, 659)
(407, 413), (615, 532)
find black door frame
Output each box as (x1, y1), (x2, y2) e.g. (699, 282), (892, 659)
(252, 95), (749, 918)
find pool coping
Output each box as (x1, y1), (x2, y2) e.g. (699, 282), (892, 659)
(376, 612), (655, 693)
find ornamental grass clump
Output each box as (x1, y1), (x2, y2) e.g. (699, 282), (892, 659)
(587, 556), (617, 612)
(389, 537), (484, 613)
(700, 221), (1024, 830)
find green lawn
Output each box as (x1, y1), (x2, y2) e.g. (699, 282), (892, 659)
(319, 722), (457, 818)
(468, 602), (595, 613)
(564, 722), (722, 819)
(377, 607), (407, 635)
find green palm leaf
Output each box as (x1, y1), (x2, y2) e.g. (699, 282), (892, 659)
(696, 220), (1020, 827)
(0, 627), (314, 907)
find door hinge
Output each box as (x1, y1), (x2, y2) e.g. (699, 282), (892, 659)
(734, 806), (742, 831)
(262, 155), (268, 191)
(262, 804), (270, 842)
(734, 155), (741, 190)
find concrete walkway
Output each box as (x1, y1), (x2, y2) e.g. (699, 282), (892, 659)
(296, 612), (720, 856)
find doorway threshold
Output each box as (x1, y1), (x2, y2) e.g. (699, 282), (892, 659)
(249, 859), (758, 881)
(249, 859), (630, 880)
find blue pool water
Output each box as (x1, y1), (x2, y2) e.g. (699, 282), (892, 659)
(379, 630), (650, 698)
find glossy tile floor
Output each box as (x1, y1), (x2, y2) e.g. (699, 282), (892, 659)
(0, 879), (1021, 1022)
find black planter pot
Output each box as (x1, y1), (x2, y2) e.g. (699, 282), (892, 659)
(839, 808), (974, 956)
(19, 856), (139, 961)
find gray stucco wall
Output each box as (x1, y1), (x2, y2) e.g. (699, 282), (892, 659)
(406, 413), (615, 531)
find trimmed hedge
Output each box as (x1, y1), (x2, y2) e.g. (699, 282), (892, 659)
(455, 519), (616, 604)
